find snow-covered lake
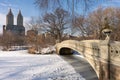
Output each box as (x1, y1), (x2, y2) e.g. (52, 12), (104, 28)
(0, 50), (86, 80)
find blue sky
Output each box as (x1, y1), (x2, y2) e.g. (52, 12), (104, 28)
(0, 0), (39, 17)
(0, 0), (120, 23)
(0, 0), (120, 34)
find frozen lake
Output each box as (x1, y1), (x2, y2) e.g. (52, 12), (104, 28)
(0, 50), (98, 80)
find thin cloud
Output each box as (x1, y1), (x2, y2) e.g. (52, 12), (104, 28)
(0, 13), (5, 34)
(110, 0), (120, 3)
(0, 1), (18, 13)
(0, 2), (12, 7)
(96, 0), (120, 8)
(0, 13), (6, 25)
(24, 17), (31, 32)
(0, 2), (8, 7)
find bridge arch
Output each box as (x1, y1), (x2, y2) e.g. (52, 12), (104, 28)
(56, 40), (120, 80)
(59, 45), (98, 77)
(56, 40), (102, 78)
(59, 47), (73, 55)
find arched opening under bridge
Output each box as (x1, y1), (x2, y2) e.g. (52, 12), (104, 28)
(59, 47), (98, 80)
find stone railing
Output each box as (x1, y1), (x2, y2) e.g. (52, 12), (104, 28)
(110, 42), (120, 57)
(110, 41), (120, 66)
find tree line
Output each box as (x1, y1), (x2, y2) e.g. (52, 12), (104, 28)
(28, 6), (120, 41)
(1, 6), (120, 50)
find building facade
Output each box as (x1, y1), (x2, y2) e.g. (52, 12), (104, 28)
(3, 9), (25, 36)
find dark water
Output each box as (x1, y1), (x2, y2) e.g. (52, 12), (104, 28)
(60, 55), (98, 80)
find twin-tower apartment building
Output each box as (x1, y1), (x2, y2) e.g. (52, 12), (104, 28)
(3, 9), (25, 36)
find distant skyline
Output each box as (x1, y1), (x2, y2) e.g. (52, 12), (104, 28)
(0, 0), (120, 34)
(0, 0), (39, 33)
(0, 0), (39, 26)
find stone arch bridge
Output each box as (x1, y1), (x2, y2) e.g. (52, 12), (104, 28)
(56, 40), (120, 80)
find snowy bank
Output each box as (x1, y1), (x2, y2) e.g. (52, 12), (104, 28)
(0, 50), (86, 80)
(41, 46), (56, 54)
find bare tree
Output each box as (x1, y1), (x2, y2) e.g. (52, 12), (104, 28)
(87, 7), (105, 39)
(72, 6), (120, 41)
(1, 31), (25, 50)
(85, 7), (120, 40)
(42, 8), (70, 42)
(73, 15), (87, 39)
(34, 0), (96, 14)
(26, 16), (42, 32)
(34, 0), (99, 33)
(104, 7), (120, 40)
(26, 17), (41, 50)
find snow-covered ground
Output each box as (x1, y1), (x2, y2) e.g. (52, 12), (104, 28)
(0, 50), (86, 80)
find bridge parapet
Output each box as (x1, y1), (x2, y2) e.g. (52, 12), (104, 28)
(109, 42), (120, 66)
(56, 40), (102, 77)
(110, 42), (120, 57)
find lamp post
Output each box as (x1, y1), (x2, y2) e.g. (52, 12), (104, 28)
(102, 17), (112, 80)
(102, 28), (112, 41)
